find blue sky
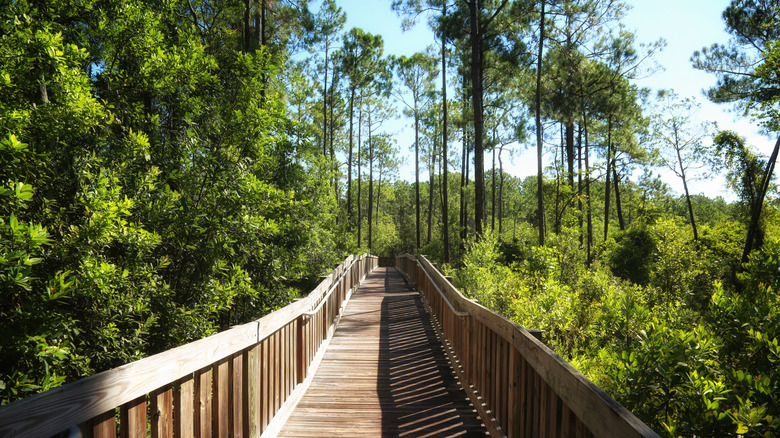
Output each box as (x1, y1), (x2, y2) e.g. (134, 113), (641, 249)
(330, 0), (774, 200)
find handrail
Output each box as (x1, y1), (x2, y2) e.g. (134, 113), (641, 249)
(0, 254), (378, 438)
(416, 258), (468, 317)
(396, 253), (659, 438)
(302, 257), (359, 317)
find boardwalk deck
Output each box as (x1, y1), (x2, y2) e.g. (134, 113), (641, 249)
(278, 267), (488, 437)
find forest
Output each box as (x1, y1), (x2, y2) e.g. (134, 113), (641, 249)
(1, 0), (779, 436)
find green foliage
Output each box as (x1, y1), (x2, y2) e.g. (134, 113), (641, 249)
(594, 313), (730, 437)
(607, 226), (657, 286)
(692, 0), (780, 130)
(649, 217), (699, 307)
(0, 0), (343, 405)
(452, 232), (516, 315)
(450, 211), (780, 437)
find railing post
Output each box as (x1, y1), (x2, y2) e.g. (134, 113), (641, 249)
(296, 316), (305, 385)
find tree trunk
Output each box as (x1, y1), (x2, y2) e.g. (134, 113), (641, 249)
(577, 123), (583, 246)
(491, 134), (496, 232)
(260, 0), (266, 47)
(39, 73), (49, 105)
(460, 82), (468, 245)
(460, 130), (466, 241)
(681, 173), (698, 240)
(535, 0), (546, 246)
(415, 109), (421, 250)
(357, 102), (362, 247)
(329, 71), (338, 217)
(499, 144), (505, 235)
(257, 0), (267, 103)
(613, 163), (625, 231)
(604, 114), (612, 241)
(368, 111), (374, 251)
(584, 116), (592, 265)
(674, 125), (698, 240)
(742, 135), (780, 263)
(464, 143), (470, 241)
(244, 0), (252, 52)
(347, 87), (354, 224)
(554, 143), (561, 235)
(441, 2), (450, 263)
(469, 0), (486, 237)
(323, 44), (329, 156)
(428, 143), (435, 245)
(376, 172), (382, 229)
(565, 121), (575, 188)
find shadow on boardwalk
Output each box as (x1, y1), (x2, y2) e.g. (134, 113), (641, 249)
(279, 267), (487, 437)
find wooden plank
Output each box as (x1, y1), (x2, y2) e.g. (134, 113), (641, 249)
(291, 322), (298, 392)
(248, 344), (261, 438)
(0, 321), (255, 438)
(576, 415), (588, 438)
(195, 367), (213, 438)
(278, 268), (488, 437)
(284, 324), (291, 398)
(413, 256), (660, 438)
(120, 396), (146, 438)
(0, 255), (368, 438)
(213, 358), (230, 438)
(561, 404), (572, 438)
(232, 352), (247, 437)
(260, 336), (269, 431)
(174, 375), (194, 438)
(91, 410), (115, 438)
(151, 387), (173, 438)
(498, 337), (506, 430)
(540, 373), (548, 438)
(493, 332), (499, 419)
(280, 325), (287, 404)
(295, 318), (303, 385)
(282, 325), (289, 398)
(481, 322), (488, 406)
(553, 389), (563, 438)
(507, 348), (517, 438)
(271, 330), (279, 416)
(260, 262), (365, 438)
(294, 318), (301, 385)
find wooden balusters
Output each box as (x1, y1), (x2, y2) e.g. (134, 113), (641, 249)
(121, 396), (147, 438)
(396, 255), (659, 438)
(0, 254), (379, 438)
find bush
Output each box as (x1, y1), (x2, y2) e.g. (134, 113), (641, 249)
(454, 232), (518, 316)
(607, 226), (657, 286)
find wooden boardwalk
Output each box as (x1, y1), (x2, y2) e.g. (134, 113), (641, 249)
(278, 267), (488, 437)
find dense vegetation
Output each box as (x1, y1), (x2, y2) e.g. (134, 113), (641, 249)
(2, 0), (780, 436)
(0, 0), (344, 404)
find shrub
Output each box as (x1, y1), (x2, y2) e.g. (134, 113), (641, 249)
(607, 226), (657, 286)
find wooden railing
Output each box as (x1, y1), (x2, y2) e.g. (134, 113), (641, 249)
(0, 254), (378, 438)
(396, 254), (660, 438)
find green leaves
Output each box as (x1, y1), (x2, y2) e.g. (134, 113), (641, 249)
(0, 0), (345, 406)
(693, 1), (780, 130)
(0, 134), (28, 153)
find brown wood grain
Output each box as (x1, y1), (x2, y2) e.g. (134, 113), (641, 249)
(278, 268), (488, 438)
(151, 387), (173, 438)
(248, 343), (260, 437)
(260, 336), (269, 431)
(0, 254), (377, 438)
(213, 358), (230, 437)
(121, 396), (146, 438)
(174, 375), (194, 438)
(196, 367), (212, 438)
(91, 410), (115, 438)
(233, 352), (247, 437)
(408, 255), (660, 438)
